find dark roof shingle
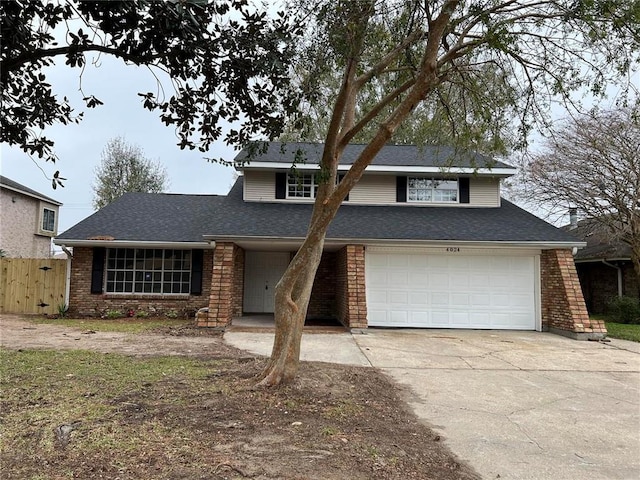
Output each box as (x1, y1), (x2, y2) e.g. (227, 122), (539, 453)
(235, 142), (513, 170)
(0, 175), (62, 205)
(57, 178), (581, 246)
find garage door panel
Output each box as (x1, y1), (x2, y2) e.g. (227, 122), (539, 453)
(389, 271), (410, 285)
(366, 251), (536, 330)
(429, 273), (449, 287)
(389, 310), (408, 324)
(451, 293), (470, 306)
(390, 291), (409, 304)
(410, 292), (429, 304)
(451, 312), (470, 326)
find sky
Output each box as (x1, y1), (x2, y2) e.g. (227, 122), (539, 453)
(1, 54), (239, 235)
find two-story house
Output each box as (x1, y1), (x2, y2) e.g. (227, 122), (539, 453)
(1, 176), (62, 258)
(55, 143), (605, 339)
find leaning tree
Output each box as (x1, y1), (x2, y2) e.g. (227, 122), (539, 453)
(257, 0), (640, 386)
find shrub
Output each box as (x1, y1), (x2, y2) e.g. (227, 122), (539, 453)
(105, 309), (123, 319)
(606, 296), (640, 324)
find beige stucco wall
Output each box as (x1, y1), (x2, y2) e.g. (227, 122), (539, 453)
(0, 188), (56, 258)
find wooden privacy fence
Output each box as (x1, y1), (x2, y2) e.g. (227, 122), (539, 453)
(0, 258), (67, 315)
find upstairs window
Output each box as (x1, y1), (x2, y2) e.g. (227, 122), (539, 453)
(407, 178), (458, 203)
(287, 173), (317, 199)
(42, 208), (56, 232)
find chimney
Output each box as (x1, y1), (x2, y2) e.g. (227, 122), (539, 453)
(569, 208), (578, 230)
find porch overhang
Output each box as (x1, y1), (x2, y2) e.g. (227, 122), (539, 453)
(203, 235), (585, 252)
(53, 238), (214, 249)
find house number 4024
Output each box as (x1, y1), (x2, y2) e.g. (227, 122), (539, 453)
(446, 247), (460, 252)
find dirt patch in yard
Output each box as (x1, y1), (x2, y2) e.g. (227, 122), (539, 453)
(0, 314), (478, 479)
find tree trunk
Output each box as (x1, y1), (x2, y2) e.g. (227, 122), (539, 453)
(255, 2), (458, 387)
(256, 235), (325, 386)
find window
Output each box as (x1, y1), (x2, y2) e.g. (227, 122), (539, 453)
(287, 173), (317, 199)
(407, 178), (458, 203)
(105, 248), (191, 294)
(42, 208), (55, 232)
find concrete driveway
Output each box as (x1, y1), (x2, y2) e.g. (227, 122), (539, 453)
(225, 329), (640, 480)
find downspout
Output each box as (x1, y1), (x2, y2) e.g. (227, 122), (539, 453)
(601, 260), (623, 297)
(61, 245), (73, 310)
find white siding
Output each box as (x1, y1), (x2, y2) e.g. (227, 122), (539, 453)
(469, 177), (501, 207)
(243, 170), (275, 202)
(242, 169), (502, 207)
(349, 175), (396, 204)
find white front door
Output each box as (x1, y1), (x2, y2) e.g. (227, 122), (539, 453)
(243, 251), (291, 313)
(366, 249), (537, 330)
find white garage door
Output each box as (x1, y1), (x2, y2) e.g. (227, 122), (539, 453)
(366, 250), (537, 330)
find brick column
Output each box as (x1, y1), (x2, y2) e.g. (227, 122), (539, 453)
(337, 245), (368, 329)
(201, 242), (239, 328)
(541, 249), (607, 340)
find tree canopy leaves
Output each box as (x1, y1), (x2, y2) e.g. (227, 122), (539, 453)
(93, 136), (169, 210)
(0, 0), (303, 169)
(282, 0), (639, 155)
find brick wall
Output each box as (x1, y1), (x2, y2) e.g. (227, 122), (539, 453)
(577, 261), (639, 314)
(336, 245), (367, 329)
(307, 251), (337, 319)
(232, 245), (245, 317)
(203, 242), (243, 327)
(541, 249), (606, 339)
(68, 247), (213, 318)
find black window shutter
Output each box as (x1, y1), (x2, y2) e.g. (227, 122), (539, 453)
(338, 174), (349, 202)
(459, 177), (470, 204)
(396, 176), (407, 203)
(91, 247), (105, 294)
(275, 172), (286, 199)
(190, 249), (204, 295)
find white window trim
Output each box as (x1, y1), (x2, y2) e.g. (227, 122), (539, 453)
(104, 248), (192, 295)
(37, 202), (58, 236)
(286, 173), (318, 199)
(407, 177), (459, 204)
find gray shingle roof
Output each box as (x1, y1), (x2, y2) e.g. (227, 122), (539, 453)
(0, 175), (62, 205)
(57, 177), (581, 246)
(235, 142), (513, 170)
(562, 220), (631, 260)
(56, 193), (224, 243)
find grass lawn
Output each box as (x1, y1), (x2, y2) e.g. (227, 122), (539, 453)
(31, 316), (191, 334)
(0, 347), (475, 480)
(605, 322), (640, 342)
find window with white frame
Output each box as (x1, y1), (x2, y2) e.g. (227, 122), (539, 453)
(407, 177), (458, 203)
(105, 248), (191, 294)
(287, 173), (317, 198)
(42, 208), (56, 232)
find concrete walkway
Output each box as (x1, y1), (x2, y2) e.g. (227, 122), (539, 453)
(224, 329), (640, 480)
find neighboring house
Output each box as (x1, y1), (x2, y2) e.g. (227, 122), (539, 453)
(0, 176), (62, 258)
(564, 217), (638, 314)
(55, 143), (604, 339)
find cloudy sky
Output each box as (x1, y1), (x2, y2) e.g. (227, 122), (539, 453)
(1, 54), (238, 234)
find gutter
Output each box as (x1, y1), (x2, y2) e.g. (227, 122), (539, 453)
(241, 162), (517, 177)
(203, 234), (585, 250)
(53, 239), (214, 249)
(601, 259), (623, 297)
